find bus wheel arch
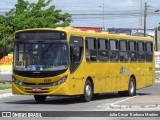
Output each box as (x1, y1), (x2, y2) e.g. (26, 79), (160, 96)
(82, 76), (94, 102)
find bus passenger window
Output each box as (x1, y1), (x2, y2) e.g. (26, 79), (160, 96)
(109, 40), (119, 62)
(146, 42), (153, 62)
(98, 39), (109, 62)
(86, 38), (97, 62)
(137, 41), (145, 62)
(119, 40), (128, 62)
(128, 41), (137, 62)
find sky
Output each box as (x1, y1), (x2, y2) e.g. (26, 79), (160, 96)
(0, 0), (160, 29)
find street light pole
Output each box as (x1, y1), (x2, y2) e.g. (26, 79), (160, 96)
(144, 2), (147, 37)
(102, 0), (105, 29)
(156, 27), (158, 51)
(155, 10), (160, 51)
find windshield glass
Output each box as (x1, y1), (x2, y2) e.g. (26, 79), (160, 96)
(14, 43), (68, 71)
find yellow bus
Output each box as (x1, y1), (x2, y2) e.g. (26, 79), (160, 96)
(12, 27), (155, 102)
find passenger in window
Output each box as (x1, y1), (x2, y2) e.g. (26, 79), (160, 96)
(130, 53), (136, 61)
(111, 51), (118, 61)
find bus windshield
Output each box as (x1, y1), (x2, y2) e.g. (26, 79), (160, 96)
(14, 43), (68, 71)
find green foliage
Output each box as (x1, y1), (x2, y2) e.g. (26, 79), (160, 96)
(0, 0), (72, 54)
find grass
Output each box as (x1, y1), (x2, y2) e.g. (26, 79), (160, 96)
(0, 82), (12, 90)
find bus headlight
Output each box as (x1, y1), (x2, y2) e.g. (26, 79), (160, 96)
(52, 75), (68, 86)
(12, 77), (24, 86)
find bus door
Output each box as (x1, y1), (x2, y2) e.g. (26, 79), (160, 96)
(70, 36), (84, 95)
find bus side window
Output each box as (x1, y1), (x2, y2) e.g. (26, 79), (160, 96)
(119, 40), (128, 62)
(146, 42), (153, 62)
(137, 41), (146, 62)
(85, 38), (97, 62)
(128, 41), (137, 62)
(109, 40), (119, 62)
(98, 39), (109, 62)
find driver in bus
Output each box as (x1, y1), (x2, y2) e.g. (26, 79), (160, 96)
(23, 46), (35, 67)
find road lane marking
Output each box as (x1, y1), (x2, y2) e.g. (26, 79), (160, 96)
(97, 96), (138, 109)
(110, 96), (138, 107)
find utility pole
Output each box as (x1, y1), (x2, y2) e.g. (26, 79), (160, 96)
(100, 0), (105, 29)
(140, 0), (143, 28)
(102, 0), (105, 29)
(144, 2), (147, 37)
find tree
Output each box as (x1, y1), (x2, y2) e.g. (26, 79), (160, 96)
(0, 0), (72, 55)
(0, 15), (13, 58)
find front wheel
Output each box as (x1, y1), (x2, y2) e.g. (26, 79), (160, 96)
(34, 95), (46, 103)
(82, 80), (93, 102)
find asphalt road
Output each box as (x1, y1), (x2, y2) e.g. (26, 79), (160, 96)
(0, 80), (160, 119)
(0, 83), (160, 111)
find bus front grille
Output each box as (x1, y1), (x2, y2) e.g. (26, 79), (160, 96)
(23, 82), (52, 87)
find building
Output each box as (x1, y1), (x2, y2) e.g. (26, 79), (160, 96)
(72, 26), (103, 32)
(107, 28), (154, 38)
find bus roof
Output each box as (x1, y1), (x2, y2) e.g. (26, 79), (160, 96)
(14, 27), (153, 42)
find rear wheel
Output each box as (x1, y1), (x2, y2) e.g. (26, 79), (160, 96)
(82, 80), (93, 102)
(128, 77), (136, 96)
(34, 95), (46, 103)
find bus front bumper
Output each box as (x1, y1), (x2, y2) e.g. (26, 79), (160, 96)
(12, 82), (70, 96)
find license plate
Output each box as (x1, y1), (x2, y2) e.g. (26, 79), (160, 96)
(32, 88), (41, 92)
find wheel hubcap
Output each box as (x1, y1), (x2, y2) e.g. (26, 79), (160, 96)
(86, 84), (91, 98)
(130, 81), (134, 94)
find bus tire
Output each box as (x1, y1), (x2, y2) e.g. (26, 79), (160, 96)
(34, 95), (46, 103)
(82, 80), (93, 102)
(128, 77), (136, 96)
